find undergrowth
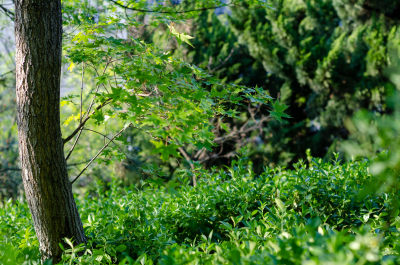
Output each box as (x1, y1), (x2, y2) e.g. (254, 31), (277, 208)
(1, 158), (400, 264)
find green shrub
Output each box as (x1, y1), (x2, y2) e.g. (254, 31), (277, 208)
(1, 158), (399, 264)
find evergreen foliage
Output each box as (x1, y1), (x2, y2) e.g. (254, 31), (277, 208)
(228, 0), (400, 163)
(175, 0), (400, 164)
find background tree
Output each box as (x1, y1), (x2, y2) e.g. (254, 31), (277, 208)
(228, 0), (400, 163)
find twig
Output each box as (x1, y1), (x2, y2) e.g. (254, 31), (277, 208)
(214, 116), (269, 144)
(65, 64), (86, 160)
(86, 60), (111, 115)
(178, 146), (197, 186)
(0, 167), (20, 173)
(209, 48), (236, 73)
(108, 0), (272, 15)
(0, 161), (94, 173)
(194, 112), (269, 162)
(108, 0), (231, 14)
(63, 98), (112, 144)
(70, 124), (131, 184)
(64, 59), (115, 146)
(83, 128), (128, 157)
(0, 4), (14, 20)
(80, 63), (85, 123)
(0, 69), (15, 78)
(67, 160), (91, 167)
(65, 129), (83, 161)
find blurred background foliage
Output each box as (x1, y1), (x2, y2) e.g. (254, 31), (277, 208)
(185, 0), (400, 165)
(143, 0), (400, 167)
(1, 0), (400, 199)
(0, 11), (18, 199)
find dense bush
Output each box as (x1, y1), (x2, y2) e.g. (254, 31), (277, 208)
(228, 0), (400, 164)
(167, 0), (400, 165)
(1, 158), (399, 264)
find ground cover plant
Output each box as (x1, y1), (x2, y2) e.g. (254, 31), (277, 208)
(1, 157), (399, 264)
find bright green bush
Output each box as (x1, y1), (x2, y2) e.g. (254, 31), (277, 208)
(1, 158), (399, 264)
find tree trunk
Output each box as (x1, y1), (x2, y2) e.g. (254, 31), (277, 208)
(15, 0), (86, 261)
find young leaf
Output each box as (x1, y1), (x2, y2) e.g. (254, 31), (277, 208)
(168, 23), (195, 48)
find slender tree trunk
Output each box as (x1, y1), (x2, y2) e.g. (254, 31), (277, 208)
(15, 0), (86, 261)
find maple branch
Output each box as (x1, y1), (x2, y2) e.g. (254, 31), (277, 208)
(71, 124), (131, 184)
(65, 129), (83, 161)
(63, 98), (112, 145)
(83, 128), (129, 157)
(65, 64), (86, 160)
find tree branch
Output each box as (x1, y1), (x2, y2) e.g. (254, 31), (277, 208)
(65, 64), (86, 160)
(0, 69), (15, 78)
(209, 48), (236, 73)
(0, 4), (14, 20)
(0, 167), (20, 173)
(65, 128), (83, 161)
(213, 116), (269, 144)
(63, 98), (112, 145)
(83, 128), (129, 157)
(108, 0), (232, 14)
(67, 160), (91, 167)
(80, 63), (84, 124)
(178, 146), (197, 186)
(70, 124), (131, 184)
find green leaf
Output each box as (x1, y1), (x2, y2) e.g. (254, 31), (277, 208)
(275, 198), (285, 212)
(270, 100), (291, 122)
(168, 23), (194, 48)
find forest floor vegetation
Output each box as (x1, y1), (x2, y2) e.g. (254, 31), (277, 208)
(1, 158), (399, 264)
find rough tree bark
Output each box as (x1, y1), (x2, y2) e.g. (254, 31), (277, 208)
(15, 0), (86, 261)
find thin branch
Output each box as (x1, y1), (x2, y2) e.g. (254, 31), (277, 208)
(194, 112), (269, 162)
(178, 147), (195, 170)
(70, 124), (131, 184)
(86, 60), (111, 115)
(83, 128), (128, 157)
(65, 64), (86, 160)
(194, 147), (207, 161)
(0, 167), (20, 173)
(67, 160), (91, 167)
(64, 59), (114, 145)
(65, 129), (83, 160)
(209, 48), (236, 73)
(0, 69), (15, 78)
(63, 98), (112, 144)
(178, 146), (197, 186)
(108, 0), (231, 14)
(80, 63), (85, 124)
(214, 116), (269, 144)
(0, 4), (14, 20)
